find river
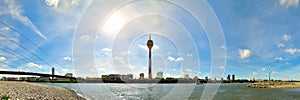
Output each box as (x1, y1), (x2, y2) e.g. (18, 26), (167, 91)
(42, 83), (300, 100)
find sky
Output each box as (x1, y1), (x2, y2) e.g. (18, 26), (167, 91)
(0, 0), (300, 80)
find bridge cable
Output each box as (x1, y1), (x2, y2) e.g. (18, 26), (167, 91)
(0, 21), (68, 71)
(0, 34), (59, 73)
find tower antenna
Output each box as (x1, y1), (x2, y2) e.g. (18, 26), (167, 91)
(149, 32), (152, 40)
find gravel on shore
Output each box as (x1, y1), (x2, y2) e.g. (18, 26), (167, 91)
(247, 82), (300, 88)
(0, 81), (85, 100)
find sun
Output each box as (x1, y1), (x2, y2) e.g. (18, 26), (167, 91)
(102, 12), (125, 36)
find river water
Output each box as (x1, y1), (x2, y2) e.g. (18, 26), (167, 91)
(43, 83), (300, 100)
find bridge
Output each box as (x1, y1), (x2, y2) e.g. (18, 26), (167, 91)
(0, 71), (76, 79)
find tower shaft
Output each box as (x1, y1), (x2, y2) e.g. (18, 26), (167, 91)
(148, 49), (152, 79)
(147, 33), (153, 79)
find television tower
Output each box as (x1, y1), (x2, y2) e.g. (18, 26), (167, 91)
(147, 33), (154, 79)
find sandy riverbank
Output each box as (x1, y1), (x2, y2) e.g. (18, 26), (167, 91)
(247, 82), (300, 88)
(0, 81), (85, 100)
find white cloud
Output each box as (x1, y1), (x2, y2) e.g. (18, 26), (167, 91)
(101, 48), (111, 52)
(0, 57), (6, 61)
(285, 48), (298, 55)
(176, 57), (184, 61)
(286, 62), (290, 65)
(282, 34), (292, 41)
(101, 48), (112, 56)
(274, 57), (283, 61)
(220, 66), (225, 69)
(297, 73), (300, 76)
(1, 0), (47, 40)
(45, 0), (60, 8)
(186, 54), (193, 57)
(114, 56), (125, 64)
(239, 49), (251, 59)
(63, 56), (72, 61)
(167, 56), (175, 61)
(167, 56), (184, 62)
(62, 68), (74, 73)
(271, 71), (278, 75)
(79, 35), (90, 40)
(27, 62), (43, 69)
(142, 67), (147, 70)
(279, 0), (299, 8)
(139, 44), (159, 51)
(44, 0), (84, 13)
(262, 68), (266, 72)
(128, 65), (135, 69)
(220, 45), (226, 50)
(0, 27), (10, 31)
(185, 68), (193, 72)
(252, 72), (258, 76)
(97, 68), (106, 72)
(276, 43), (285, 48)
(172, 68), (177, 71)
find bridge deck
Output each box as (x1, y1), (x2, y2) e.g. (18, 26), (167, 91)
(0, 71), (75, 79)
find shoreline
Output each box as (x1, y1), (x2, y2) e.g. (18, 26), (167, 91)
(0, 81), (85, 100)
(247, 82), (300, 88)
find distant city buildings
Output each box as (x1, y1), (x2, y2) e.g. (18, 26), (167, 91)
(139, 73), (144, 79)
(101, 75), (109, 80)
(108, 74), (121, 81)
(227, 74), (231, 81)
(156, 71), (163, 79)
(232, 74), (235, 81)
(184, 74), (190, 79)
(101, 74), (133, 81)
(65, 73), (73, 77)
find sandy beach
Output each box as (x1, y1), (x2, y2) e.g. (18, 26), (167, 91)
(247, 82), (300, 88)
(0, 81), (85, 100)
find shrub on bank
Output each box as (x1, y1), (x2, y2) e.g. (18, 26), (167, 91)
(1, 95), (10, 100)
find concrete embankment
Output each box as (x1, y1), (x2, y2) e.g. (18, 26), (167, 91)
(0, 81), (85, 100)
(247, 82), (300, 88)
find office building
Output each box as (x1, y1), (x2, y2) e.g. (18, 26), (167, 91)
(140, 73), (144, 79)
(157, 71), (163, 79)
(227, 74), (231, 81)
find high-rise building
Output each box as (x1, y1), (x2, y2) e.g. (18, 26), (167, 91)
(205, 76), (208, 81)
(232, 74), (235, 81)
(140, 73), (144, 79)
(184, 74), (189, 79)
(127, 74), (133, 79)
(227, 74), (231, 81)
(65, 73), (73, 77)
(52, 67), (55, 80)
(147, 33), (154, 79)
(157, 71), (163, 79)
(101, 75), (109, 80)
(108, 74), (121, 81)
(121, 75), (127, 80)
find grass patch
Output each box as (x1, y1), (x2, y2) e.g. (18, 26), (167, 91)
(1, 95), (10, 100)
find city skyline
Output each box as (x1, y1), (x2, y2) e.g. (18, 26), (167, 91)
(0, 0), (300, 80)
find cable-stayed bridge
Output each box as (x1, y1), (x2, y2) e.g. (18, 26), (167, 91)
(0, 71), (76, 79)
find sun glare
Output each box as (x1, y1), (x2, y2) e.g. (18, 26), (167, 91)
(102, 12), (125, 36)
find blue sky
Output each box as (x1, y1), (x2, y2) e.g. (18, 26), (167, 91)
(0, 0), (300, 80)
